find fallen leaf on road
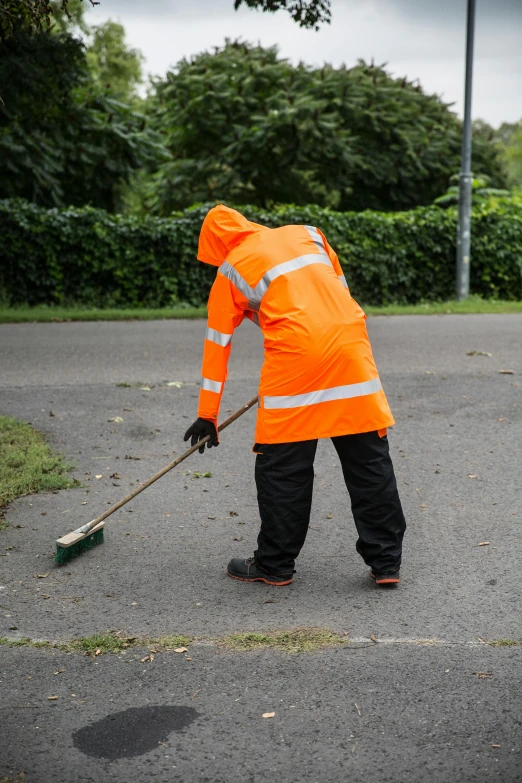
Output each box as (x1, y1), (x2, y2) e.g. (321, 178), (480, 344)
(110, 473), (121, 480)
(47, 695), (59, 700)
(174, 647), (188, 653)
(262, 712), (275, 719)
(229, 511), (238, 517)
(108, 417), (124, 423)
(370, 634), (377, 643)
(498, 370), (514, 375)
(326, 513), (333, 519)
(81, 502), (87, 505)
(467, 351), (492, 356)
(141, 654), (154, 663)
(130, 601), (138, 606)
(492, 744), (501, 748)
(473, 672), (492, 679)
(233, 537), (243, 541)
(497, 418), (506, 422)
(478, 541), (490, 546)
(54, 669), (65, 675)
(94, 648), (102, 657)
(140, 386), (151, 391)
(166, 381), (183, 388)
(207, 516), (216, 520)
(468, 474), (477, 479)
(36, 573), (49, 579)
(95, 475), (103, 479)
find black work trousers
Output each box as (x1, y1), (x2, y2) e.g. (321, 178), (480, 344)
(253, 431), (406, 576)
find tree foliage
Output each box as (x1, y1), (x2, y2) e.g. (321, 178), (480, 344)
(234, 0), (330, 29)
(0, 26), (164, 211)
(145, 41), (504, 215)
(86, 20), (144, 101)
(0, 0), (97, 41)
(0, 0), (330, 42)
(496, 121), (522, 189)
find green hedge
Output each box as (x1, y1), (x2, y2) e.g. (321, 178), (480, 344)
(1, 198), (521, 307)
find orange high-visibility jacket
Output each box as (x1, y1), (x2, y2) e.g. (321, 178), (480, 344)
(197, 205), (394, 444)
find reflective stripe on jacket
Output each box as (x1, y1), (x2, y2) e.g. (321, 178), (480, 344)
(197, 205), (394, 444)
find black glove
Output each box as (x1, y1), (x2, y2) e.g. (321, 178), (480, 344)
(184, 417), (219, 454)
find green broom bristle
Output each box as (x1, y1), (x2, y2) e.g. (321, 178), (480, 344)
(55, 527), (104, 565)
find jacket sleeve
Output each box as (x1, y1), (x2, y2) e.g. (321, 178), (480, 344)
(317, 228), (351, 295)
(198, 272), (246, 424)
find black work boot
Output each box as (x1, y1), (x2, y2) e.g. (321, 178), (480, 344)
(370, 567), (401, 586)
(227, 557), (293, 586)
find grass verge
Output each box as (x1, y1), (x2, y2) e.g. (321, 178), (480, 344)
(1, 298), (521, 323)
(219, 628), (348, 653)
(0, 416), (79, 515)
(484, 639), (521, 647)
(0, 306), (207, 323)
(0, 629), (345, 654)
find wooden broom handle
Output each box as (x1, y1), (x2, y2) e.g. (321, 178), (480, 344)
(80, 396), (259, 533)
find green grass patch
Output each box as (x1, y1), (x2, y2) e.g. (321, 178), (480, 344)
(0, 632), (193, 655)
(484, 639), (521, 647)
(364, 297), (522, 315)
(0, 637), (50, 648)
(0, 305), (207, 323)
(0, 416), (79, 513)
(0, 629), (347, 654)
(0, 298), (521, 323)
(0, 772), (26, 783)
(61, 632), (141, 655)
(60, 632), (193, 655)
(219, 628), (348, 653)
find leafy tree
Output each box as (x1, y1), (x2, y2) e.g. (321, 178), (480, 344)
(496, 121), (522, 189)
(145, 41), (504, 214)
(434, 174), (509, 207)
(0, 26), (165, 210)
(0, 0), (96, 41)
(0, 0), (330, 42)
(86, 20), (143, 101)
(234, 0), (330, 29)
(49, 2), (144, 102)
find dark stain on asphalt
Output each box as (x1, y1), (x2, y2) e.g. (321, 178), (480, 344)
(126, 424), (157, 441)
(73, 705), (198, 759)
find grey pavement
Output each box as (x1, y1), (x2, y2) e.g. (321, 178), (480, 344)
(0, 314), (521, 781)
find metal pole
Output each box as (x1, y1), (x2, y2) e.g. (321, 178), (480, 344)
(456, 0), (476, 300)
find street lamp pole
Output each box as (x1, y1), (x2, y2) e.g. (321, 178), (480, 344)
(456, 0), (476, 300)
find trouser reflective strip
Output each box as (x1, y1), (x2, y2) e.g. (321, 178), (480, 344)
(201, 377), (223, 393)
(339, 274), (348, 288)
(262, 378), (382, 410)
(205, 327), (233, 347)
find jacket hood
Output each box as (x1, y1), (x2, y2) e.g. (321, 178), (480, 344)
(197, 204), (267, 267)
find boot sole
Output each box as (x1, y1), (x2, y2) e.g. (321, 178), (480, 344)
(370, 572), (400, 585)
(227, 570), (293, 586)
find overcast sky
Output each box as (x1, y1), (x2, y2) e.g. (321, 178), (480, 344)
(84, 0), (522, 125)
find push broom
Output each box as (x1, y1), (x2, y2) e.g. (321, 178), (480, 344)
(55, 396), (258, 565)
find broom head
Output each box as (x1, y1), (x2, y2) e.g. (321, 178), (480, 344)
(55, 522), (105, 565)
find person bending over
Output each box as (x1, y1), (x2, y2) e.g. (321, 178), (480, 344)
(185, 205), (406, 587)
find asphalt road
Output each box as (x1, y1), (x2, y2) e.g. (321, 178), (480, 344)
(0, 314), (521, 782)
